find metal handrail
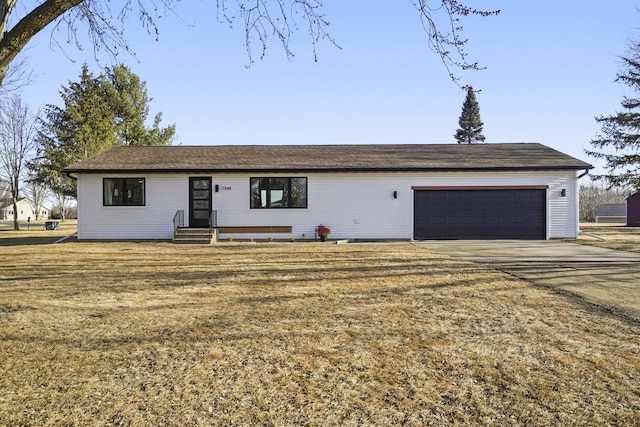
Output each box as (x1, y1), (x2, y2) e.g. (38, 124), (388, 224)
(173, 210), (184, 234)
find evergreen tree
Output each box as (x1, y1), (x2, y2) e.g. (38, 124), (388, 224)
(33, 65), (117, 199)
(32, 64), (175, 198)
(454, 87), (485, 144)
(105, 64), (175, 146)
(586, 40), (640, 189)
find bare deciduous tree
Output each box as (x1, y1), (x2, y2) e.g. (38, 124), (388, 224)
(0, 1), (498, 87)
(0, 96), (38, 230)
(24, 170), (51, 220)
(579, 181), (629, 222)
(0, 56), (34, 97)
(50, 190), (73, 221)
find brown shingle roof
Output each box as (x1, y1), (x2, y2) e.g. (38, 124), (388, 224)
(63, 143), (593, 173)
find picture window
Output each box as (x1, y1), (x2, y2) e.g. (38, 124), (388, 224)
(250, 177), (307, 209)
(103, 178), (145, 206)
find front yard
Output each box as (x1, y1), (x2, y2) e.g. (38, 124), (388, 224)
(0, 219), (77, 246)
(578, 223), (640, 253)
(0, 241), (638, 425)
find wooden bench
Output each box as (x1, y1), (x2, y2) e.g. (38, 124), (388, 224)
(217, 226), (292, 234)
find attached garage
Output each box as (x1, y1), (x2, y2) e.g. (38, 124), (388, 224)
(413, 187), (547, 240)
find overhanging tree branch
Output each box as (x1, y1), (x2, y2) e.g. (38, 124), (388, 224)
(0, 0), (84, 86)
(411, 0), (499, 85)
(1, 1), (499, 89)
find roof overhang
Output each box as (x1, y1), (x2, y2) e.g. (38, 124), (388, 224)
(65, 166), (593, 174)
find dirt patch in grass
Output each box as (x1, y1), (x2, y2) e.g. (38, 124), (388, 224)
(0, 242), (638, 425)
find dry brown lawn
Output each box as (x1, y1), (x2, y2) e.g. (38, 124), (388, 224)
(0, 220), (77, 246)
(577, 223), (640, 253)
(0, 240), (638, 426)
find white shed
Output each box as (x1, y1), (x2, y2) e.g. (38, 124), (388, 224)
(594, 204), (626, 223)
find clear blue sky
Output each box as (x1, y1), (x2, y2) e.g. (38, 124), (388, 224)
(16, 1), (639, 175)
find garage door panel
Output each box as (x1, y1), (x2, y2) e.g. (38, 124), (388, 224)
(414, 189), (546, 240)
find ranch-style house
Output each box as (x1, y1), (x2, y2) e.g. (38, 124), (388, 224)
(64, 143), (593, 242)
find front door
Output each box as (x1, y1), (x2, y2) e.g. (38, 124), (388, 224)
(189, 177), (212, 228)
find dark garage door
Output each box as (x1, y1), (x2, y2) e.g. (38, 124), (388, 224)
(414, 189), (546, 240)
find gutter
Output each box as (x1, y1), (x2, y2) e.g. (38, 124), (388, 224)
(63, 166), (596, 175)
(578, 169), (590, 179)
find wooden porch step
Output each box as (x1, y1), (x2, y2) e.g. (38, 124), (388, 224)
(172, 227), (217, 244)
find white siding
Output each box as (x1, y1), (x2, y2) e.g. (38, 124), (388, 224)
(1, 199), (49, 221)
(77, 174), (188, 240)
(77, 170), (580, 240)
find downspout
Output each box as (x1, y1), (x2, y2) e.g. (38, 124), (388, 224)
(576, 169), (590, 238)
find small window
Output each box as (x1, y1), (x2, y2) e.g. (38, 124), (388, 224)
(250, 177), (307, 209)
(103, 178), (145, 206)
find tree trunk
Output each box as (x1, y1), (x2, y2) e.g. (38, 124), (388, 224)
(11, 197), (18, 230)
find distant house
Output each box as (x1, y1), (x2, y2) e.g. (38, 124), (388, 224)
(64, 143), (593, 241)
(0, 198), (50, 221)
(595, 204), (627, 223)
(0, 179), (9, 198)
(626, 192), (640, 227)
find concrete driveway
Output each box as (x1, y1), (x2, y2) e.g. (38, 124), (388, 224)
(417, 240), (640, 322)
